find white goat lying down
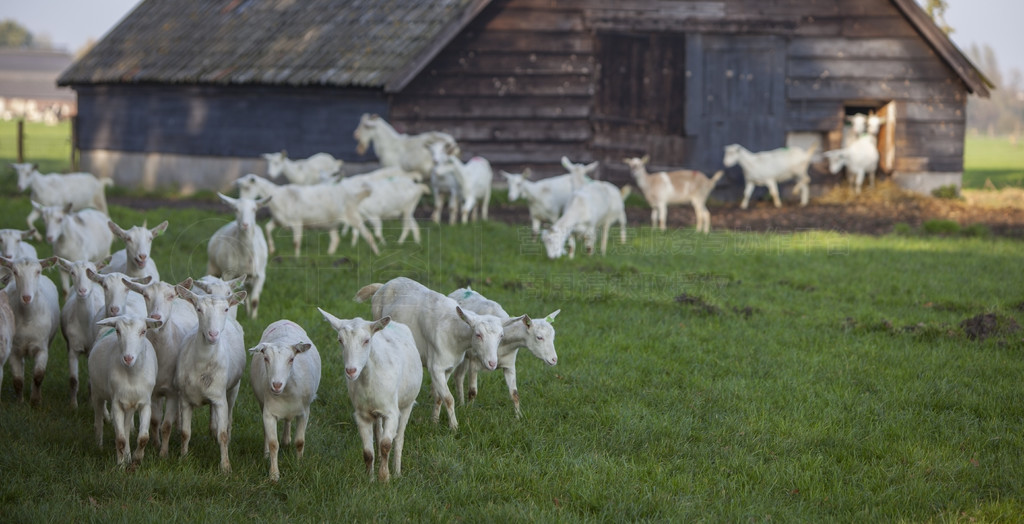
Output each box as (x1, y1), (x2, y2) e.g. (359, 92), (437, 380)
(249, 319), (321, 482)
(263, 151), (344, 185)
(12, 162), (112, 238)
(623, 156), (724, 233)
(723, 143), (817, 209)
(319, 309), (421, 482)
(355, 277), (516, 432)
(824, 135), (880, 194)
(448, 287), (559, 418)
(430, 142), (493, 224)
(541, 181), (630, 259)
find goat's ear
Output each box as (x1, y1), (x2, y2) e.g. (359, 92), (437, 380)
(39, 256), (57, 269)
(248, 344), (265, 355)
(21, 228), (35, 240)
(151, 220), (169, 238)
(95, 254), (112, 271)
(64, 202), (75, 214)
(146, 318), (164, 330)
(175, 284), (198, 304)
(372, 316), (391, 333)
(293, 342), (312, 354)
(641, 154), (650, 164)
(545, 309), (561, 323)
(522, 167), (532, 179)
(56, 257), (72, 272)
(455, 306), (472, 325)
(561, 156), (573, 170)
(108, 220), (127, 239)
(230, 291), (247, 307)
(317, 307), (342, 330)
(86, 268), (102, 283)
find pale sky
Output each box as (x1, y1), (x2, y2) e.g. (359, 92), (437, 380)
(2, 0), (1022, 80)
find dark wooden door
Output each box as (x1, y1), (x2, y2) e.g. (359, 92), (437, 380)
(685, 35), (787, 181)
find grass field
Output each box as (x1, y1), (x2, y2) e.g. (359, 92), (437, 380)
(1, 190), (1023, 521)
(962, 135), (1024, 189)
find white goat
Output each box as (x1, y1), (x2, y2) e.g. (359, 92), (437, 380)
(174, 284), (247, 473)
(0, 288), (13, 404)
(248, 320), (321, 482)
(208, 194), (270, 319)
(623, 156), (724, 233)
(352, 113), (459, 224)
(124, 278), (198, 457)
(319, 309), (422, 482)
(824, 135), (880, 194)
(12, 163), (112, 238)
(722, 144), (817, 209)
(87, 269), (150, 321)
(502, 169), (578, 239)
(541, 181), (630, 259)
(263, 151), (344, 185)
(560, 156), (600, 189)
(231, 175), (378, 256)
(351, 176), (430, 246)
(35, 202), (114, 296)
(88, 315), (160, 468)
(57, 258), (105, 407)
(102, 220), (167, 281)
(0, 256), (59, 406)
(0, 228), (37, 282)
(431, 142), (493, 223)
(448, 287), (559, 418)
(190, 275), (245, 321)
(355, 277), (515, 432)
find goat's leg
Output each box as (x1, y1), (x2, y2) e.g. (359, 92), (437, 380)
(740, 182), (756, 209)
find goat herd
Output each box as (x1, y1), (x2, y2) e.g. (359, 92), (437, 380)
(1, 112), (882, 482)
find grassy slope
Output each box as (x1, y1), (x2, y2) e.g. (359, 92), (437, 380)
(1, 194), (1023, 521)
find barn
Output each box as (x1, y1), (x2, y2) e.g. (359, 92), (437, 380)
(57, 0), (990, 197)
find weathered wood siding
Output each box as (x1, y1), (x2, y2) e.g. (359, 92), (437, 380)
(392, 0), (970, 186)
(76, 85), (387, 162)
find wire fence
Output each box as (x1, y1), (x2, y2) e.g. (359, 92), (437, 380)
(0, 119), (75, 175)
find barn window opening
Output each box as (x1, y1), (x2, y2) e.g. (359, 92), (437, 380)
(594, 33), (687, 136)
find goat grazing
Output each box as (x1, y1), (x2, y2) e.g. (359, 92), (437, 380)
(722, 144), (817, 209)
(319, 309), (421, 482)
(623, 156), (723, 233)
(541, 181), (629, 259)
(249, 319), (321, 482)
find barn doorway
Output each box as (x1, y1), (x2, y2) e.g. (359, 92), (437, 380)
(841, 101), (895, 174)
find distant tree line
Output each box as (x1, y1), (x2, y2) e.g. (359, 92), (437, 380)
(966, 43), (1024, 138)
(0, 19), (55, 50)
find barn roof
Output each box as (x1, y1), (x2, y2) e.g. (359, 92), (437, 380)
(57, 0), (493, 92)
(58, 0), (990, 97)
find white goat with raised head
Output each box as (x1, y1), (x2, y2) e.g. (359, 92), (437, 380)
(249, 320), (321, 482)
(208, 194), (269, 319)
(355, 277), (515, 432)
(102, 220), (167, 282)
(0, 256), (59, 406)
(124, 277), (198, 457)
(57, 258), (105, 407)
(723, 144), (817, 209)
(12, 163), (112, 238)
(88, 315), (160, 468)
(541, 181), (630, 259)
(174, 284), (247, 473)
(319, 309), (421, 482)
(623, 156), (724, 233)
(262, 151), (344, 185)
(448, 287), (559, 418)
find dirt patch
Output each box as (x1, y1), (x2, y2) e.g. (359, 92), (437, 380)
(960, 313), (1021, 342)
(674, 293), (721, 315)
(111, 179), (1024, 237)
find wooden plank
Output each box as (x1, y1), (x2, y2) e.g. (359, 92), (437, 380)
(428, 51), (596, 76)
(894, 156), (963, 172)
(403, 118), (593, 143)
(788, 37), (936, 60)
(401, 73), (594, 96)
(841, 16), (919, 38)
(837, 0), (901, 16)
(466, 31), (593, 53)
(787, 77), (966, 102)
(483, 8), (586, 31)
(897, 100), (966, 122)
(391, 95), (592, 120)
(787, 58), (954, 81)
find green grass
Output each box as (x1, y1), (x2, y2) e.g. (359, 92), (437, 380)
(2, 193), (1024, 521)
(0, 119), (73, 178)
(963, 135), (1024, 189)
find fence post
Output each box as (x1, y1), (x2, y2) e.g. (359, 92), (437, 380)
(16, 119), (24, 163)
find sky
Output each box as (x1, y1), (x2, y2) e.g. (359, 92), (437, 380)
(2, 0), (1022, 79)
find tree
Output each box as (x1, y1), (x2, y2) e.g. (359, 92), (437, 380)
(924, 0), (954, 35)
(0, 19), (33, 48)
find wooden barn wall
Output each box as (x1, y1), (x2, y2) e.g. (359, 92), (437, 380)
(391, 0), (970, 183)
(76, 85), (387, 162)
